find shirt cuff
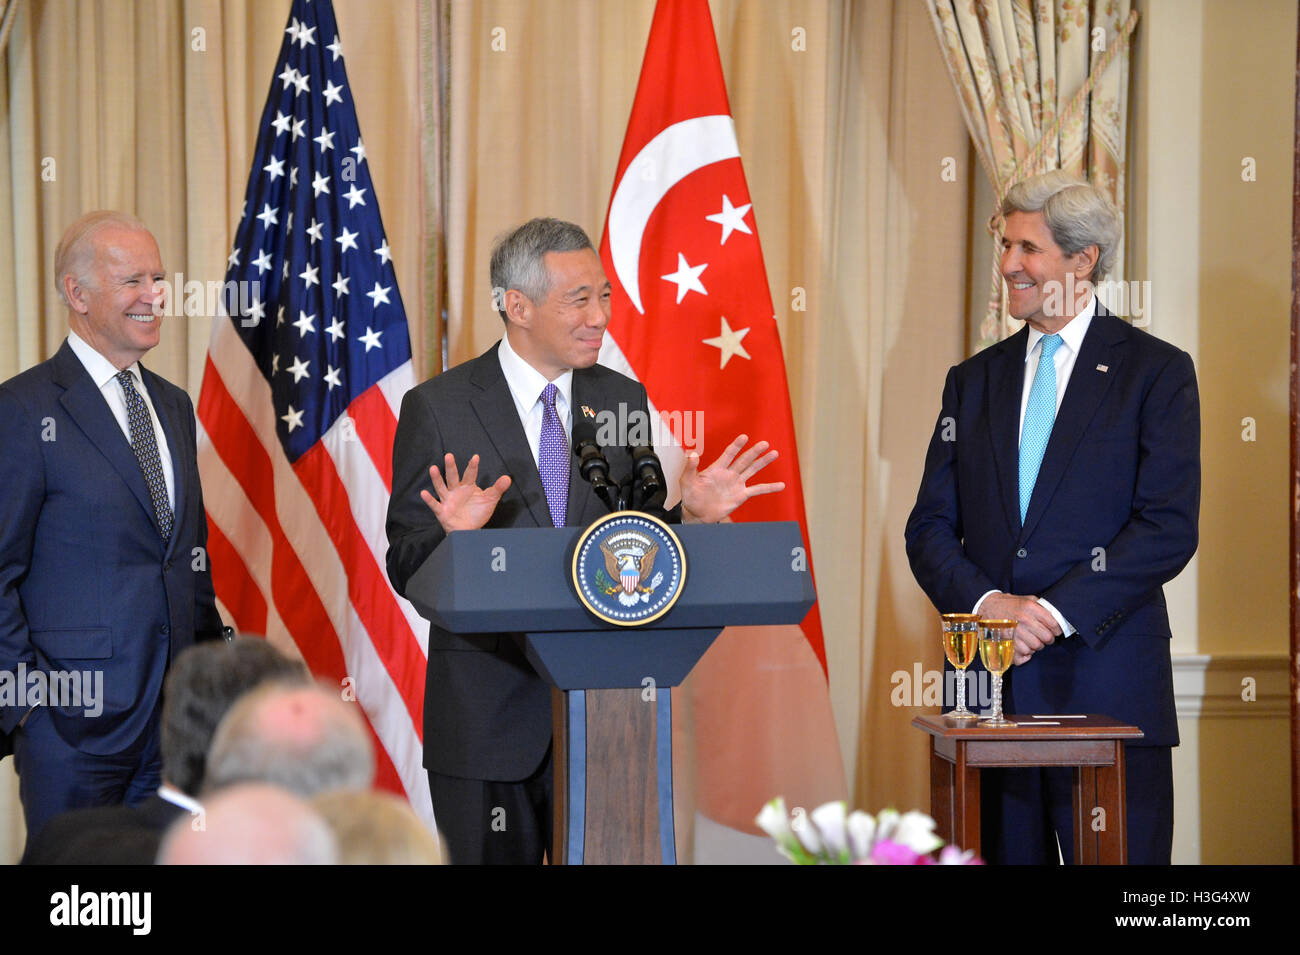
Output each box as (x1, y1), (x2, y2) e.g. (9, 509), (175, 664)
(1037, 597), (1075, 637)
(973, 590), (999, 615)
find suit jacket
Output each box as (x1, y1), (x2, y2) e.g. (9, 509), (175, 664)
(386, 343), (654, 781)
(905, 307), (1200, 746)
(0, 340), (223, 757)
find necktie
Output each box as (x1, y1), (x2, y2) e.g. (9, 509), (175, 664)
(117, 370), (174, 540)
(1018, 333), (1063, 523)
(538, 382), (569, 527)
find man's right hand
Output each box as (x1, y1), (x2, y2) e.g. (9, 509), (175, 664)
(420, 453), (511, 533)
(979, 592), (1062, 665)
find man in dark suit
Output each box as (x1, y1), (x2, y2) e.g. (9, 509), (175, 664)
(386, 218), (783, 864)
(0, 211), (225, 847)
(905, 172), (1200, 864)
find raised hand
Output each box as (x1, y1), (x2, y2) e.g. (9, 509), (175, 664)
(680, 433), (785, 524)
(420, 453), (512, 533)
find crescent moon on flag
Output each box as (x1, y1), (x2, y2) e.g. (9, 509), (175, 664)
(607, 114), (740, 314)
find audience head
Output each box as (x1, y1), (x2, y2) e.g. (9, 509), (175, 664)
(161, 636), (309, 796)
(312, 790), (445, 865)
(204, 681), (375, 797)
(157, 783), (337, 865)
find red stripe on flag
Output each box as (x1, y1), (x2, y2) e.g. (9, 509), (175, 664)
(204, 515), (268, 636)
(197, 358), (349, 684)
(347, 385), (397, 492)
(291, 441), (425, 729)
(200, 360), (413, 800)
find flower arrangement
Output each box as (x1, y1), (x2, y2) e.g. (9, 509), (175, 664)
(755, 798), (983, 865)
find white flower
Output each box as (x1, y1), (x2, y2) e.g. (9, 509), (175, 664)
(755, 798), (792, 842)
(890, 810), (943, 855)
(846, 810), (877, 859)
(810, 801), (849, 857)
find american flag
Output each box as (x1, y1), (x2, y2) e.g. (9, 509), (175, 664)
(196, 0), (431, 823)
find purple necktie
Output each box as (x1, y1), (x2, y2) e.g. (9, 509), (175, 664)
(538, 383), (568, 527)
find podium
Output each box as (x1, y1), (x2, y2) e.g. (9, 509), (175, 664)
(405, 521), (815, 864)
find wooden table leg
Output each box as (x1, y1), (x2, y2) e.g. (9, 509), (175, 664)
(952, 742), (980, 857)
(929, 750), (954, 845)
(1095, 741), (1128, 864)
(1073, 742), (1128, 865)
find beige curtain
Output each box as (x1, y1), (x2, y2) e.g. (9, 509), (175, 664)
(927, 0), (1137, 349)
(0, 0), (431, 862)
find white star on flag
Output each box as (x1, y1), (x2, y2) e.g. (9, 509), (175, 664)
(227, 247), (241, 268)
(323, 365), (342, 390)
(705, 194), (753, 244)
(272, 111), (291, 136)
(358, 326), (383, 351)
(306, 218), (324, 243)
(286, 355), (311, 383)
(325, 317), (345, 341)
(264, 156), (286, 181)
(253, 249), (273, 275)
(365, 281), (390, 307)
(300, 263), (320, 289)
(661, 252), (708, 303)
(336, 227), (359, 253)
(702, 316), (751, 368)
(343, 183), (367, 208)
(293, 310), (316, 337)
(314, 127), (335, 152)
(311, 171), (330, 197)
(375, 239), (392, 265)
(331, 276), (349, 298)
(256, 204), (279, 228)
(280, 404), (304, 432)
(323, 80), (344, 105)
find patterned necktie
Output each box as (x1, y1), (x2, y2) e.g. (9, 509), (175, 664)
(117, 370), (174, 540)
(1018, 333), (1063, 523)
(538, 382), (569, 527)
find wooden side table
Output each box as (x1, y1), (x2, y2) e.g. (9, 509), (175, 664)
(911, 714), (1144, 864)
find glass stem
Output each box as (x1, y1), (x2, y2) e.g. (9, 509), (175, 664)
(991, 672), (1004, 722)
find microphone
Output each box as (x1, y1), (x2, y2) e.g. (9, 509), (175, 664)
(572, 419), (616, 511)
(627, 445), (667, 513)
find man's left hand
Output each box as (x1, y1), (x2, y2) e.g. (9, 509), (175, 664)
(680, 434), (785, 524)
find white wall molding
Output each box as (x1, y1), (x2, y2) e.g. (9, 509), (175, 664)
(1171, 653), (1289, 719)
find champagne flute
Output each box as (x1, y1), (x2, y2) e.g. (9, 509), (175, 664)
(977, 619), (1017, 727)
(940, 613), (980, 719)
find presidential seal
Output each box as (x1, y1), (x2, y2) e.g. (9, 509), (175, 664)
(571, 511), (687, 627)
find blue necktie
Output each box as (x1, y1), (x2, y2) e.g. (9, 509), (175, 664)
(117, 370), (174, 540)
(538, 383), (568, 527)
(1019, 334), (1063, 523)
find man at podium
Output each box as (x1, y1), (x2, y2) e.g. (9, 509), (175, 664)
(386, 218), (783, 864)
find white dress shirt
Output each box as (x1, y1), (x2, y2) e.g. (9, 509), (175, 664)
(497, 332), (573, 467)
(974, 295), (1098, 637)
(67, 330), (176, 509)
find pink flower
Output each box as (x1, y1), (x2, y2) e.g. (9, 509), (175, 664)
(868, 840), (934, 865)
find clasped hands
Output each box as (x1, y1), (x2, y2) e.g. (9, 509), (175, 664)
(419, 434), (784, 533)
(980, 592), (1063, 666)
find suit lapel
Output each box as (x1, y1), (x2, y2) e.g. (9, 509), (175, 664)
(468, 345), (552, 528)
(985, 327), (1028, 539)
(51, 342), (160, 537)
(1020, 309), (1126, 539)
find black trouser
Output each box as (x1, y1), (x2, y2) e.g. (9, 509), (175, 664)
(428, 746), (553, 865)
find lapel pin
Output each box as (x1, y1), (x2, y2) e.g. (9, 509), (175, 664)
(1095, 364), (1109, 373)
(581, 405), (596, 419)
